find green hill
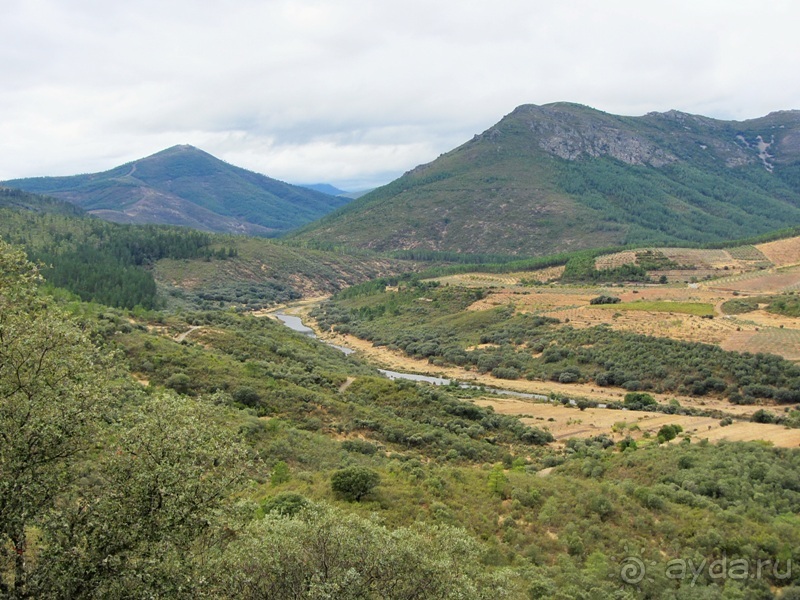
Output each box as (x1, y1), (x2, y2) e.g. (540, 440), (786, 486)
(292, 103), (800, 255)
(0, 189), (415, 311)
(2, 145), (350, 236)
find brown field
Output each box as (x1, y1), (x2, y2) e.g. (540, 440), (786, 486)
(472, 397), (800, 448)
(702, 266), (800, 294)
(456, 266), (800, 359)
(756, 236), (800, 267)
(433, 266), (565, 287)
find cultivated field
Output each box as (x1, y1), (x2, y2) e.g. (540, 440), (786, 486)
(756, 235), (800, 267)
(429, 241), (800, 360)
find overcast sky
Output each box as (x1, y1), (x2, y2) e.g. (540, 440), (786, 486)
(2, 0), (799, 190)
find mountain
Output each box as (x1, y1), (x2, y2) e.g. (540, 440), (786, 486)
(300, 183), (349, 196)
(292, 103), (800, 255)
(2, 145), (350, 236)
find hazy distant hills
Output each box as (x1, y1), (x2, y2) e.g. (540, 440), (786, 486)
(2, 145), (350, 236)
(300, 183), (350, 196)
(293, 103), (800, 255)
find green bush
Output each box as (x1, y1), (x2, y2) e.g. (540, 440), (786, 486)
(331, 466), (381, 501)
(261, 492), (310, 517)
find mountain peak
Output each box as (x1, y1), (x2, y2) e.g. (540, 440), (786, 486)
(1, 147), (350, 235)
(294, 103), (800, 256)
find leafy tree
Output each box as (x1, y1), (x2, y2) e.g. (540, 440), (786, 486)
(657, 424), (683, 443)
(232, 385), (261, 407)
(0, 239), (112, 598)
(31, 392), (250, 599)
(206, 503), (514, 599)
(330, 466), (380, 501)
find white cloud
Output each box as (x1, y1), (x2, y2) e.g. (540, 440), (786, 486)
(1, 0), (799, 189)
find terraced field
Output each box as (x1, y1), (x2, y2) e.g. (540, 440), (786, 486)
(427, 239), (800, 362)
(702, 265), (800, 293)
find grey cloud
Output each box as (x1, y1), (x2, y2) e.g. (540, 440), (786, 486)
(1, 0), (799, 188)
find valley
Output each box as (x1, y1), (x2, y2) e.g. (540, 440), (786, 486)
(4, 103), (800, 599)
(273, 293), (800, 449)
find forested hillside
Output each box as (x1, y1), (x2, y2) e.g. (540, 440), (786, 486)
(0, 190), (415, 311)
(2, 145), (350, 235)
(293, 103), (800, 255)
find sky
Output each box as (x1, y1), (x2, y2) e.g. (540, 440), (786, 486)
(2, 0), (799, 191)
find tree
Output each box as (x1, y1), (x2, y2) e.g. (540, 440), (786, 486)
(330, 466), (380, 501)
(271, 460), (291, 485)
(31, 392), (251, 598)
(206, 503), (513, 599)
(487, 464), (509, 498)
(0, 240), (112, 598)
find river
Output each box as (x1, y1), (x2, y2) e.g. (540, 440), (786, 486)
(272, 311), (565, 402)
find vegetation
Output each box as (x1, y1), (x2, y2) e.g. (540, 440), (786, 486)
(330, 466), (381, 501)
(292, 103), (800, 255)
(2, 145), (350, 234)
(316, 281), (800, 402)
(0, 195), (418, 311)
(5, 237), (800, 598)
(722, 292), (800, 318)
(596, 300), (715, 316)
(0, 203), (229, 309)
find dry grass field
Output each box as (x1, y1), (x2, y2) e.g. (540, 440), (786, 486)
(472, 397), (800, 448)
(435, 243), (800, 360)
(756, 236), (800, 267)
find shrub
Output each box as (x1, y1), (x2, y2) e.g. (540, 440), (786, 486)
(751, 409), (777, 424)
(558, 372), (578, 384)
(232, 386), (261, 407)
(261, 492), (310, 517)
(331, 466), (380, 501)
(165, 372), (192, 394)
(341, 439), (379, 455)
(623, 392), (657, 410)
(492, 367), (520, 380)
(271, 461), (291, 486)
(657, 424), (682, 443)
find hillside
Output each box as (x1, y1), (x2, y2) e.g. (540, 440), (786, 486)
(1, 145), (350, 235)
(293, 103), (800, 255)
(7, 233), (800, 598)
(0, 190), (416, 310)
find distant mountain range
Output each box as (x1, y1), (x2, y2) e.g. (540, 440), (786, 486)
(300, 183), (350, 196)
(2, 145), (350, 236)
(292, 103), (800, 255)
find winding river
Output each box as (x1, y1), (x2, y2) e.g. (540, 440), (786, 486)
(273, 311), (560, 402)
